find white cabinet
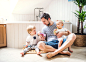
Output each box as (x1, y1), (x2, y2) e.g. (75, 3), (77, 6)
(64, 22), (72, 33)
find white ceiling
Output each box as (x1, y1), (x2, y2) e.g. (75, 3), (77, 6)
(12, 0), (52, 14)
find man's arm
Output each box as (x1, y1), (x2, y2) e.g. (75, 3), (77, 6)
(57, 30), (71, 38)
(39, 27), (47, 41)
(62, 30), (71, 36)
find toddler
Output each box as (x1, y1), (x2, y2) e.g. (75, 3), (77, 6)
(54, 20), (73, 53)
(20, 25), (41, 56)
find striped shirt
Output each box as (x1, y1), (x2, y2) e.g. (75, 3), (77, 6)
(42, 22), (57, 42)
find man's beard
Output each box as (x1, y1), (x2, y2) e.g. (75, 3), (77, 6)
(47, 21), (50, 26)
(48, 22), (50, 26)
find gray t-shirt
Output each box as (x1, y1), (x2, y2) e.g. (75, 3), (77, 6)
(42, 22), (57, 42)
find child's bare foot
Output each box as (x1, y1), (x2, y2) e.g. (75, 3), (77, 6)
(46, 53), (54, 59)
(20, 52), (24, 57)
(68, 47), (73, 53)
(68, 49), (73, 53)
(37, 52), (41, 55)
(25, 45), (28, 48)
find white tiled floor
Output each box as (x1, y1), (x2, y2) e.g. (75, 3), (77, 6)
(0, 45), (86, 62)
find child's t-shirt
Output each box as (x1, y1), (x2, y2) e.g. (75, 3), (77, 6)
(26, 35), (39, 45)
(56, 28), (68, 39)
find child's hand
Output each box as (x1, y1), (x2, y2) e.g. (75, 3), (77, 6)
(25, 45), (28, 47)
(37, 31), (41, 36)
(39, 34), (45, 41)
(54, 29), (57, 35)
(54, 29), (57, 31)
(37, 52), (41, 55)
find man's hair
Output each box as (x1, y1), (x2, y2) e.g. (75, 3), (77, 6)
(41, 13), (51, 20)
(27, 25), (36, 34)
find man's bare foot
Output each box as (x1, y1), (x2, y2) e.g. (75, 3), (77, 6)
(37, 52), (41, 55)
(20, 52), (24, 57)
(46, 53), (54, 59)
(60, 51), (71, 56)
(46, 51), (71, 59)
(68, 49), (73, 53)
(66, 51), (71, 56)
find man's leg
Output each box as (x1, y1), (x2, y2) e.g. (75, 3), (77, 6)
(60, 51), (71, 56)
(37, 41), (56, 52)
(46, 33), (76, 58)
(47, 51), (71, 59)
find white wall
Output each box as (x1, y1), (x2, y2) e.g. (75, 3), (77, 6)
(10, 14), (34, 21)
(0, 0), (10, 21)
(12, 0), (52, 14)
(7, 22), (44, 48)
(1, 0), (85, 33)
(44, 0), (79, 33)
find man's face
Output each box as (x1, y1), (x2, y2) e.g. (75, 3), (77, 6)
(41, 18), (50, 26)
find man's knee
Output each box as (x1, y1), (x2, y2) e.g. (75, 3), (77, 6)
(71, 33), (76, 40)
(68, 33), (76, 40)
(37, 41), (45, 48)
(70, 33), (76, 40)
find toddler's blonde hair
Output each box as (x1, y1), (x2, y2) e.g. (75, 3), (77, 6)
(27, 25), (36, 34)
(56, 20), (64, 25)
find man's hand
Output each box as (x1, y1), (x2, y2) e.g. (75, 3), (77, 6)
(56, 32), (63, 38)
(57, 31), (70, 38)
(66, 30), (71, 34)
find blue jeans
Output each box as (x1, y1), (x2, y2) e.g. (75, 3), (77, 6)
(44, 38), (67, 49)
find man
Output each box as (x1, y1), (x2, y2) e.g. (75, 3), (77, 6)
(37, 13), (76, 59)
